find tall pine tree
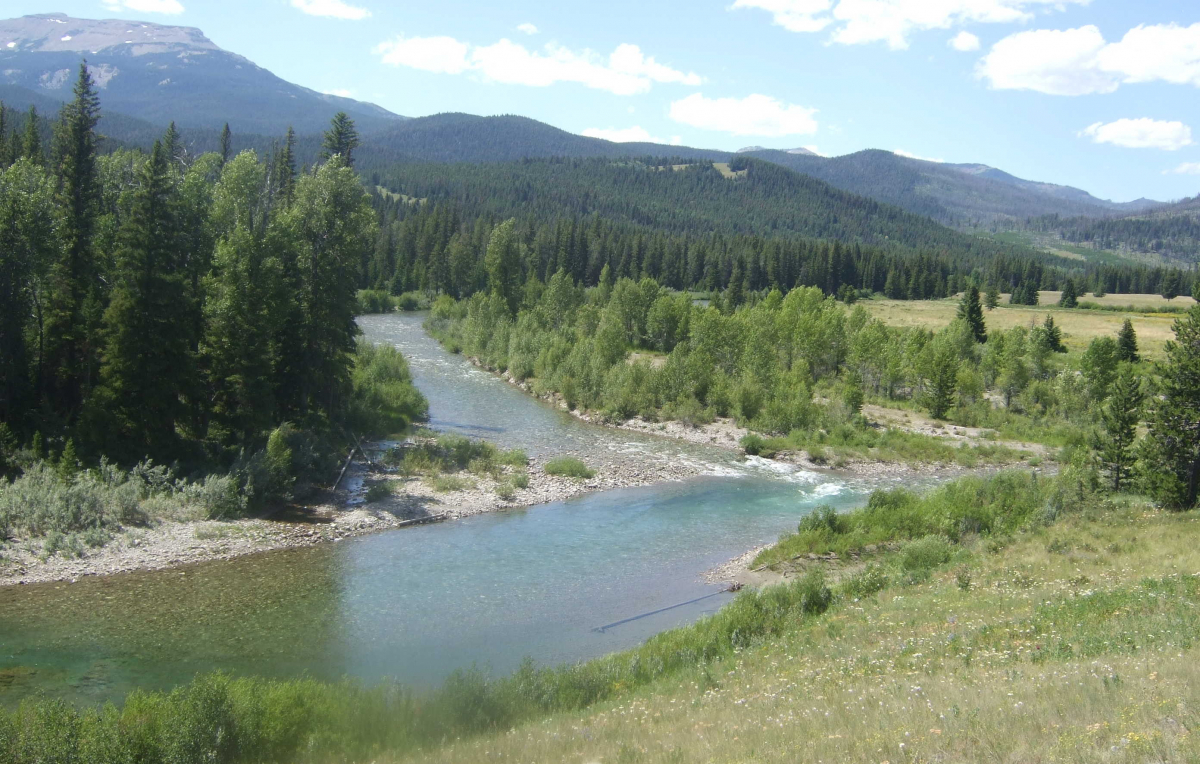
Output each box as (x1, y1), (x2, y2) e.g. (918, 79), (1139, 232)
(321, 112), (360, 167)
(957, 284), (987, 343)
(1117, 318), (1139, 363)
(1142, 306), (1200, 509)
(44, 63), (101, 420)
(1094, 365), (1143, 492)
(91, 140), (191, 459)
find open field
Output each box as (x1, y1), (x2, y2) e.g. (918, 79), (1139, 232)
(861, 293), (1188, 357)
(397, 499), (1200, 764)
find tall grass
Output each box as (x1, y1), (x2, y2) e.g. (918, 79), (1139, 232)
(346, 341), (429, 439)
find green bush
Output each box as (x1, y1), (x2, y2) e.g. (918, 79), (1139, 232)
(347, 341), (429, 439)
(365, 481), (397, 503)
(796, 568), (833, 615)
(355, 289), (395, 314)
(544, 457), (595, 479)
(899, 535), (957, 582)
(843, 563), (889, 598)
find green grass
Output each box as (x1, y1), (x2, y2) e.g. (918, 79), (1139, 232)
(428, 475), (475, 493)
(543, 457), (595, 479)
(365, 481), (399, 503)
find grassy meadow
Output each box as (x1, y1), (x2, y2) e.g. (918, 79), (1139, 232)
(862, 292), (1191, 358)
(397, 491), (1200, 764)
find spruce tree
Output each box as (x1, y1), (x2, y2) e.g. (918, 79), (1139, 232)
(219, 122), (232, 164)
(1117, 318), (1139, 363)
(1043, 315), (1065, 353)
(1162, 270), (1182, 301)
(984, 285), (999, 310)
(321, 112), (360, 167)
(957, 284), (987, 343)
(1142, 305), (1200, 509)
(925, 344), (958, 420)
(1093, 365), (1143, 492)
(1058, 279), (1078, 308)
(0, 103), (8, 169)
(44, 63), (101, 418)
(21, 106), (42, 166)
(276, 126), (296, 207)
(92, 141), (191, 459)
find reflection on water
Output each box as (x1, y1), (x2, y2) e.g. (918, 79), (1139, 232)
(1, 313), (876, 707)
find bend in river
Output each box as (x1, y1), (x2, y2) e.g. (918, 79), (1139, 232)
(1, 313), (919, 707)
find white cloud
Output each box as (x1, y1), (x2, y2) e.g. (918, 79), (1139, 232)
(669, 93), (818, 137)
(517, 23), (538, 35)
(291, 0), (371, 21)
(1081, 119), (1193, 150)
(949, 31), (980, 51)
(101, 0), (184, 14)
(979, 23), (1200, 95)
(1166, 162), (1200, 175)
(582, 126), (681, 145)
(894, 149), (945, 163)
(375, 36), (701, 95)
(376, 36), (471, 74)
(732, 0), (1088, 50)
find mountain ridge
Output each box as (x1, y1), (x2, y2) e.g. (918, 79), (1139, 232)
(0, 12), (406, 134)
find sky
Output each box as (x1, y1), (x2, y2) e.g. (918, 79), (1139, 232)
(6, 0), (1200, 203)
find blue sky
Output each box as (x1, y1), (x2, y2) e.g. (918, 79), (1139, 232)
(8, 0), (1200, 203)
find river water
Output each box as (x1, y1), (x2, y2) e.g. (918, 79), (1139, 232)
(1, 313), (884, 708)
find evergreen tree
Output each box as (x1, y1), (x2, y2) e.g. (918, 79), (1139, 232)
(321, 112), (360, 167)
(91, 141), (191, 459)
(1093, 365), (1143, 492)
(44, 63), (101, 419)
(219, 123), (232, 164)
(984, 285), (999, 310)
(1142, 306), (1200, 509)
(925, 345), (958, 419)
(1162, 270), (1182, 301)
(1043, 315), (1065, 353)
(21, 106), (42, 166)
(1116, 318), (1140, 363)
(0, 103), (8, 169)
(726, 256), (746, 311)
(276, 127), (297, 207)
(1194, 276), (1200, 303)
(1058, 279), (1078, 308)
(282, 157), (377, 418)
(956, 284), (987, 343)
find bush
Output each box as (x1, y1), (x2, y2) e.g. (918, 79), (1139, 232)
(899, 535), (957, 581)
(396, 292), (423, 311)
(844, 563), (888, 598)
(796, 568), (833, 615)
(544, 457), (595, 479)
(430, 475), (474, 493)
(347, 341), (429, 439)
(740, 434), (778, 458)
(356, 289), (396, 314)
(365, 481), (398, 503)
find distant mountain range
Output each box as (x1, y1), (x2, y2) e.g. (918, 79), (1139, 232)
(0, 13), (405, 134)
(0, 12), (1171, 231)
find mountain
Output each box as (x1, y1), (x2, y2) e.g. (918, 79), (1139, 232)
(356, 114), (1156, 226)
(737, 145), (818, 156)
(743, 148), (1162, 226)
(360, 113), (727, 166)
(0, 13), (406, 134)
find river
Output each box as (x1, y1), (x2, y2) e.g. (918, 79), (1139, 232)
(0, 313), (880, 707)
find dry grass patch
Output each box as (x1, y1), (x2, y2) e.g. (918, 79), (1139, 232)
(861, 296), (1179, 357)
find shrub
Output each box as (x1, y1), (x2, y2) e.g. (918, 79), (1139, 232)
(796, 568), (833, 615)
(347, 341), (429, 439)
(544, 457), (594, 479)
(740, 434), (778, 458)
(899, 535), (956, 581)
(365, 481), (398, 503)
(495, 482), (516, 501)
(356, 289), (395, 314)
(844, 563), (888, 598)
(430, 475), (474, 493)
(396, 292), (423, 311)
(498, 449), (528, 467)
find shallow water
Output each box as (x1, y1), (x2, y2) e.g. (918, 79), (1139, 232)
(0, 313), (878, 707)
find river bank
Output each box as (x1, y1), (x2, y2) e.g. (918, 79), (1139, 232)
(0, 450), (703, 588)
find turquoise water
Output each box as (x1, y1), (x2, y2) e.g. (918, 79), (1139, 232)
(0, 313), (877, 707)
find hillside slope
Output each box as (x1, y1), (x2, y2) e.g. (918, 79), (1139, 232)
(0, 13), (405, 134)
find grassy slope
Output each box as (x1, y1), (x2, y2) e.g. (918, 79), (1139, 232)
(861, 293), (1191, 358)
(401, 500), (1200, 763)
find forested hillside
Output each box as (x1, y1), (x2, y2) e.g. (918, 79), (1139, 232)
(373, 156), (1046, 258)
(746, 148), (1149, 226)
(1025, 198), (1200, 263)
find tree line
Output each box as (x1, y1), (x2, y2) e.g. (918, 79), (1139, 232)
(0, 65), (422, 484)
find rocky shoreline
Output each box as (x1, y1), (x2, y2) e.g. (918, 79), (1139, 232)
(0, 452), (702, 588)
